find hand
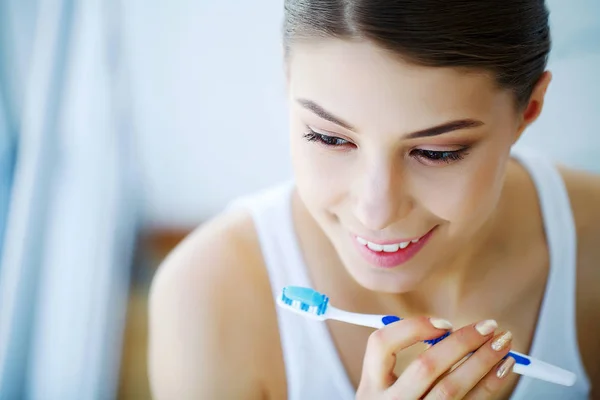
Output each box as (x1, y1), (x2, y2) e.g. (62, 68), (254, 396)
(356, 316), (515, 399)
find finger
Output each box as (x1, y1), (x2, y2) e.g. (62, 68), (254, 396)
(427, 352), (472, 389)
(389, 319), (498, 399)
(424, 330), (513, 400)
(361, 316), (452, 390)
(464, 355), (516, 399)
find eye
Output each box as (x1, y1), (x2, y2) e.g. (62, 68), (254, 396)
(303, 129), (352, 148)
(411, 148), (469, 165)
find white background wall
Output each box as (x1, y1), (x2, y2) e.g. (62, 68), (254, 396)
(122, 2), (290, 227)
(121, 1), (600, 228)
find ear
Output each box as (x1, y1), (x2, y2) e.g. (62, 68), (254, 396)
(514, 71), (552, 141)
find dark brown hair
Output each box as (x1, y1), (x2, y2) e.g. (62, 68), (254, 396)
(283, 0), (551, 109)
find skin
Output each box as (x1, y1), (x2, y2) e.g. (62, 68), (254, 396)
(147, 39), (600, 399)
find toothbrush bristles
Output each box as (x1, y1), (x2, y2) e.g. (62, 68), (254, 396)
(280, 290), (329, 316)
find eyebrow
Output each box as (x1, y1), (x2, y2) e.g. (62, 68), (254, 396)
(296, 98), (484, 139)
(297, 99), (355, 131)
(405, 119), (484, 139)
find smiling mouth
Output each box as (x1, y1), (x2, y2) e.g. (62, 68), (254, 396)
(351, 227), (437, 268)
(355, 235), (423, 253)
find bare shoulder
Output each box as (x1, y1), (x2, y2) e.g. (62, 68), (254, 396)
(559, 165), (600, 268)
(558, 166), (600, 386)
(559, 166), (600, 232)
(147, 208), (286, 400)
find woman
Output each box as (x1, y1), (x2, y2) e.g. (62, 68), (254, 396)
(148, 1), (600, 399)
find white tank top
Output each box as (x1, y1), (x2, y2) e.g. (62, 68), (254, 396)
(230, 148), (591, 399)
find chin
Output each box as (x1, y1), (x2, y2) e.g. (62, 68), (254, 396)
(343, 260), (429, 294)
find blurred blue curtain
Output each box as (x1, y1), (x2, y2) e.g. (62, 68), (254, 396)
(0, 0), (33, 269)
(0, 65), (16, 264)
(0, 0), (138, 399)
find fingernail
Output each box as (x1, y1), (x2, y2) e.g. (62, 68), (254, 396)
(429, 317), (453, 330)
(497, 357), (515, 379)
(475, 319), (498, 335)
(491, 331), (513, 351)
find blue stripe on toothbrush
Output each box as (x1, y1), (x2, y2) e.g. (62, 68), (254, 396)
(381, 316), (451, 346)
(382, 316), (401, 325)
(505, 352), (531, 365)
(381, 315), (530, 364)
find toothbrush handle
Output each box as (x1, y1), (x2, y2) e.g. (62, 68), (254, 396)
(328, 309), (577, 387)
(329, 310), (450, 345)
(507, 350), (577, 387)
(425, 333), (577, 387)
(423, 329), (577, 387)
(327, 307), (389, 329)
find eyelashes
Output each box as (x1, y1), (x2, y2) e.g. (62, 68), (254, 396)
(410, 148), (469, 164)
(303, 131), (351, 147)
(303, 128), (470, 165)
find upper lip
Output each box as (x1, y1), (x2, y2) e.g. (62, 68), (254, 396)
(352, 233), (425, 245)
(352, 226), (436, 245)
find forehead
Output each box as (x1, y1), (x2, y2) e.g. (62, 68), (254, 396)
(288, 39), (513, 131)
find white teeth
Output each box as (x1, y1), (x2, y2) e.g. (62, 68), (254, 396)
(383, 244), (399, 252)
(367, 242), (383, 252)
(356, 235), (422, 253)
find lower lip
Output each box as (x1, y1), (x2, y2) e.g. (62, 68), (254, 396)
(352, 228), (436, 268)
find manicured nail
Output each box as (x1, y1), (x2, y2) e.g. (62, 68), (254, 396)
(497, 357), (515, 379)
(429, 317), (453, 330)
(491, 331), (513, 351)
(475, 319), (498, 335)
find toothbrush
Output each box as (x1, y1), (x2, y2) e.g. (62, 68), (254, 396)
(276, 285), (577, 387)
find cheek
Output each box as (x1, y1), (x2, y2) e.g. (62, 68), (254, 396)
(290, 127), (352, 211)
(412, 152), (508, 228)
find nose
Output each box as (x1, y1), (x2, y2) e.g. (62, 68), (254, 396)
(353, 157), (413, 231)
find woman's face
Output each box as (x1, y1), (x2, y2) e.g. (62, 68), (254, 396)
(287, 39), (533, 293)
